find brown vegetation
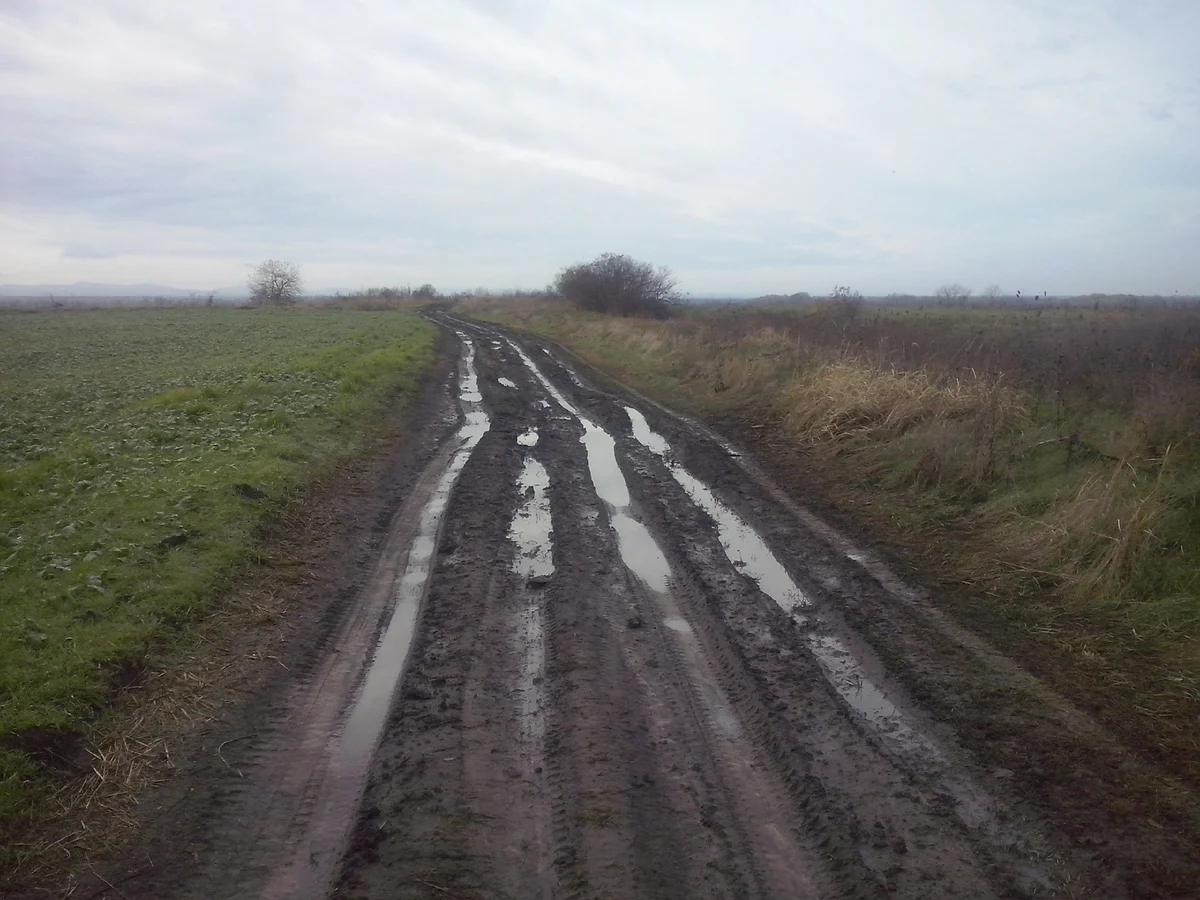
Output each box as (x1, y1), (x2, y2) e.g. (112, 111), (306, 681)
(457, 295), (1200, 790)
(553, 253), (678, 317)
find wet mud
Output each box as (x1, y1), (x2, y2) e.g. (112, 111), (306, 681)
(55, 313), (1192, 899)
(330, 315), (1078, 900)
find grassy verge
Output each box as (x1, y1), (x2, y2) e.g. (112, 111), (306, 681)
(460, 297), (1200, 786)
(0, 307), (438, 838)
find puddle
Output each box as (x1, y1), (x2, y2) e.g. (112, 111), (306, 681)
(453, 333), (483, 403)
(624, 405), (944, 764)
(266, 336), (491, 899)
(610, 514), (671, 593)
(509, 457), (553, 581)
(805, 633), (935, 750)
(510, 342), (672, 593)
(508, 341), (579, 415)
(498, 377), (517, 389)
(517, 428), (539, 447)
(627, 407), (670, 455)
(663, 616), (694, 635)
(580, 425), (628, 507)
(629, 408), (805, 613)
(340, 343), (490, 763)
(509, 458), (552, 767)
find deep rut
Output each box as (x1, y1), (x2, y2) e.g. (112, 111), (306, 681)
(79, 317), (1093, 900)
(334, 317), (1069, 900)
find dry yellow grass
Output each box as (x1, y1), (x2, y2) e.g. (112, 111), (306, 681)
(461, 297), (1198, 780)
(1009, 454), (1171, 598)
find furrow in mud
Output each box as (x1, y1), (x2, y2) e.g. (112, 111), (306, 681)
(490, 322), (1069, 898)
(261, 336), (492, 900)
(329, 314), (1082, 900)
(505, 330), (838, 898)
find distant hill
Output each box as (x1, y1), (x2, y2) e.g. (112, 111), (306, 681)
(0, 282), (244, 298)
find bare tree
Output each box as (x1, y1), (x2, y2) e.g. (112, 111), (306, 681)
(248, 260), (303, 307)
(554, 253), (678, 317)
(826, 285), (864, 330)
(983, 284), (1003, 305)
(935, 283), (972, 307)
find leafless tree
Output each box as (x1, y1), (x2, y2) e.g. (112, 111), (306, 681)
(826, 285), (864, 329)
(248, 260), (303, 307)
(935, 283), (972, 307)
(554, 253), (678, 317)
(983, 284), (1003, 305)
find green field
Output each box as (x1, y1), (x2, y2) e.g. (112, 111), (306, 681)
(0, 308), (438, 826)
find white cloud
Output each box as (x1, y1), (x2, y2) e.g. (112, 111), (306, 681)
(1, 0), (1197, 294)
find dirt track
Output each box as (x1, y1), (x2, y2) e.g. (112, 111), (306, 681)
(52, 314), (1182, 899)
(333, 316), (1067, 900)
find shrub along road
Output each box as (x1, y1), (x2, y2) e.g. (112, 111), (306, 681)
(43, 313), (1196, 899)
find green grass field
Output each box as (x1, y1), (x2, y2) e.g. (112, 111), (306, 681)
(0, 308), (438, 825)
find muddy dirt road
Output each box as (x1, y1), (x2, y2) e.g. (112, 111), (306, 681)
(333, 315), (1067, 900)
(70, 315), (1128, 900)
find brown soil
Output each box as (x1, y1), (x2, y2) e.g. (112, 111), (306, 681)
(13, 315), (1198, 899)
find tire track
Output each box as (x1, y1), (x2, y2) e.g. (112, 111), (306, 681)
(499, 325), (839, 898)
(513, 326), (1066, 899)
(333, 314), (1068, 900)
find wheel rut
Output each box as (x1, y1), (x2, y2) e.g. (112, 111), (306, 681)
(334, 316), (1070, 900)
(98, 315), (1082, 900)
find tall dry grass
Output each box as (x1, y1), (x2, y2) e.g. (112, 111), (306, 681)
(462, 298), (1198, 765)
(1004, 453), (1172, 598)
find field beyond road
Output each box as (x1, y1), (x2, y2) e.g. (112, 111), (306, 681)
(0, 307), (438, 861)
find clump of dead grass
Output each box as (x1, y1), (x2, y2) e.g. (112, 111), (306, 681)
(1008, 453), (1172, 600)
(3, 589), (291, 890)
(773, 362), (1027, 446)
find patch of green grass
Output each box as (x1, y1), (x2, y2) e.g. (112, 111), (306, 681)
(0, 307), (438, 825)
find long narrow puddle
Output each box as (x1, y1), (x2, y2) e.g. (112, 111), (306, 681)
(263, 337), (491, 900)
(627, 404), (1059, 867)
(510, 452), (553, 583)
(507, 436), (556, 896)
(506, 336), (822, 897)
(507, 340), (670, 592)
(623, 405), (946, 764)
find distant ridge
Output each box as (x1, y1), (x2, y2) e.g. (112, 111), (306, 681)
(0, 282), (243, 298)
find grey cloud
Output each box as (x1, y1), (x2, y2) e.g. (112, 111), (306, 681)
(61, 244), (119, 259)
(0, 0), (1197, 294)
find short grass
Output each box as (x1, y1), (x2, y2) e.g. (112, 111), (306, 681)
(460, 296), (1200, 783)
(0, 307), (438, 827)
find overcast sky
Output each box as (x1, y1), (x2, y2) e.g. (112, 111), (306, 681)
(2, 1), (1197, 296)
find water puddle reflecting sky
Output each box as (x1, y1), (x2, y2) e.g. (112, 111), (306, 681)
(510, 457), (553, 581)
(624, 406), (944, 764)
(509, 341), (672, 593)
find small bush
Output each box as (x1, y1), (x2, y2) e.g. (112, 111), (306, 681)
(553, 253), (678, 318)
